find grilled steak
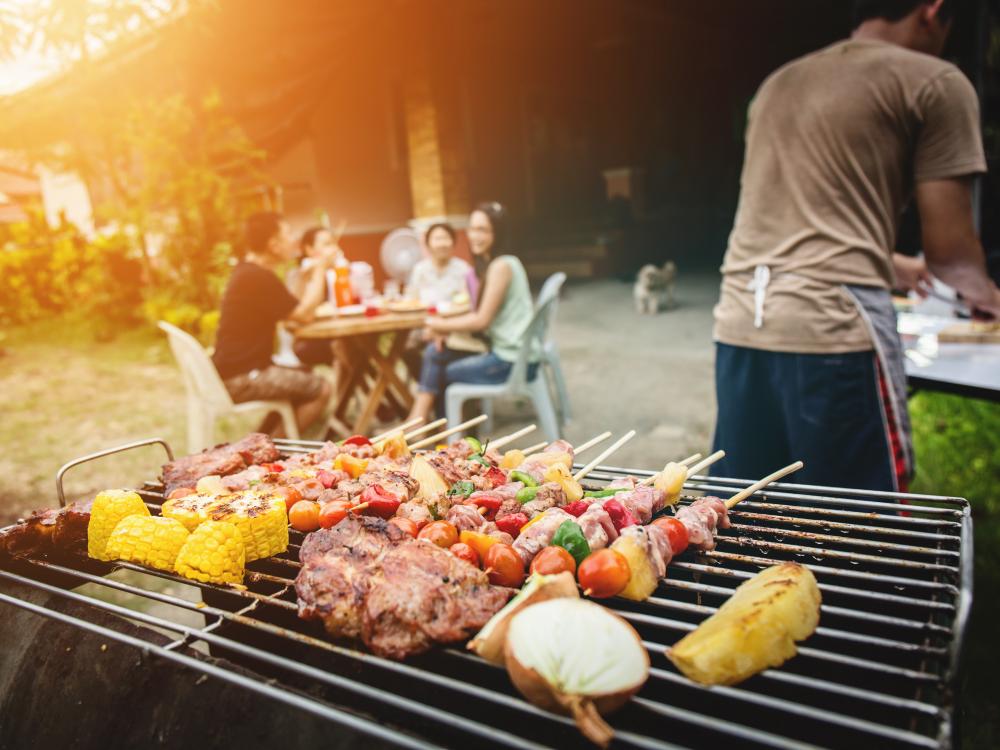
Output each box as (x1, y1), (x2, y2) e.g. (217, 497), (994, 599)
(295, 518), (407, 639)
(363, 543), (513, 660)
(296, 517), (512, 658)
(161, 433), (279, 495)
(1, 500), (93, 558)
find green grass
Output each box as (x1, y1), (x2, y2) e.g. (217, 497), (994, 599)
(909, 392), (1000, 750)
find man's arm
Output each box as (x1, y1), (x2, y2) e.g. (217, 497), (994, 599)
(916, 177), (1000, 318)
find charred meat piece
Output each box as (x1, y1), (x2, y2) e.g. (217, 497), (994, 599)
(295, 518), (408, 639)
(675, 496), (731, 551)
(0, 500), (94, 559)
(160, 433), (279, 495)
(362, 542), (513, 660)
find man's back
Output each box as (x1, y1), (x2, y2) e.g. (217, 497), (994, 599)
(715, 38), (984, 353)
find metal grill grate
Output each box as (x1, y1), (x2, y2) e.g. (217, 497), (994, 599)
(0, 438), (972, 750)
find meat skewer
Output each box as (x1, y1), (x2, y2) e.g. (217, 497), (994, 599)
(489, 424), (537, 450)
(409, 415), (489, 449)
(572, 430), (637, 482)
(724, 460), (803, 509)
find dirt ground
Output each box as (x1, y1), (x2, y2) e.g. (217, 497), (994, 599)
(488, 274), (719, 471)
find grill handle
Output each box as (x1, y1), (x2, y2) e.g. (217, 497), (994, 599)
(56, 438), (175, 507)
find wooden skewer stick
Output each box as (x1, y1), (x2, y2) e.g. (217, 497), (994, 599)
(403, 418), (447, 440)
(725, 461), (804, 510)
(520, 441), (549, 456)
(350, 503), (370, 514)
(478, 506), (489, 516)
(410, 415), (489, 450)
(638, 451), (712, 487)
(572, 430), (637, 482)
(371, 418), (423, 443)
(679, 453), (702, 467)
(685, 450), (726, 478)
(490, 424), (538, 450)
(573, 431), (613, 455)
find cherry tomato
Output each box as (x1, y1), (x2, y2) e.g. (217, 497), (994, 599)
(529, 546), (577, 577)
(449, 542), (480, 568)
(342, 435), (372, 447)
(318, 500), (351, 529)
(651, 516), (689, 556)
(289, 500), (321, 532)
(418, 520), (459, 549)
(389, 516), (419, 538)
(483, 543), (526, 587)
(274, 485), (304, 512)
(577, 549), (631, 598)
(166, 487), (196, 500)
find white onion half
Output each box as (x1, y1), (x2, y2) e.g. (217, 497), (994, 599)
(504, 598), (649, 747)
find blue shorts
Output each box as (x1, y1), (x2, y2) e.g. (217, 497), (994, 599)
(711, 343), (897, 492)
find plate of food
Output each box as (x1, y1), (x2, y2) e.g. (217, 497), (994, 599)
(385, 299), (427, 314)
(334, 304), (367, 317)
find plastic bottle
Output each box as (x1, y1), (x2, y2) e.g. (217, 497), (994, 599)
(333, 259), (354, 308)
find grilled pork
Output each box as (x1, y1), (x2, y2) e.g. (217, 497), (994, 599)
(160, 433), (279, 495)
(0, 499), (93, 558)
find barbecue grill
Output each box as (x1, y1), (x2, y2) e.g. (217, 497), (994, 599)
(0, 437), (973, 750)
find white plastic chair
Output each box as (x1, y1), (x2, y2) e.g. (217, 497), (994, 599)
(444, 292), (562, 444)
(158, 321), (299, 453)
(535, 272), (571, 422)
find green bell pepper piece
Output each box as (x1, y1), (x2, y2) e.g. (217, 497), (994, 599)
(552, 520), (591, 567)
(583, 487), (629, 499)
(515, 486), (540, 504)
(464, 436), (483, 454)
(447, 480), (476, 498)
(510, 470), (538, 488)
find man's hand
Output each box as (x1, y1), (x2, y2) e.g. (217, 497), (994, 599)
(892, 253), (933, 297)
(970, 288), (1000, 321)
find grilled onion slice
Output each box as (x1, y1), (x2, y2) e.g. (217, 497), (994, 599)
(504, 599), (649, 747)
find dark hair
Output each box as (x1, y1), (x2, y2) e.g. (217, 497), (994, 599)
(852, 0), (953, 26)
(299, 225), (330, 251)
(424, 222), (456, 245)
(472, 201), (510, 254)
(243, 211), (284, 256)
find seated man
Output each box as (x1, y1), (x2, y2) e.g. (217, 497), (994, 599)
(212, 212), (334, 436)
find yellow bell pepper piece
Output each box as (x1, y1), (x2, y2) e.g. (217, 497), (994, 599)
(459, 530), (500, 561)
(334, 453), (369, 479)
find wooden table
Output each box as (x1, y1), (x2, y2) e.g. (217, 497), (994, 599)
(294, 311), (428, 435)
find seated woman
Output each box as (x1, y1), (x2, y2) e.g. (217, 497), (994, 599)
(288, 226), (343, 367)
(407, 202), (538, 421)
(406, 222), (473, 307)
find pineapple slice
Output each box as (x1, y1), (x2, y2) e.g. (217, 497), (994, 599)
(409, 455), (449, 501)
(543, 464), (583, 502)
(610, 534), (658, 601)
(653, 462), (687, 506)
(667, 562), (821, 686)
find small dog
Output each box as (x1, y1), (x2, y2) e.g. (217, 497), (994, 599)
(634, 260), (677, 314)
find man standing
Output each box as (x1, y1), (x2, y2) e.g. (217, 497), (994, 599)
(712, 0), (1000, 491)
(213, 212), (334, 436)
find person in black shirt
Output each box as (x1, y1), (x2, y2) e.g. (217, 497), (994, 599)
(213, 212), (334, 436)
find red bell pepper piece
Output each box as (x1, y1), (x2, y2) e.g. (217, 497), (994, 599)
(602, 498), (637, 532)
(485, 466), (507, 488)
(357, 484), (401, 519)
(342, 435), (372, 447)
(471, 494), (502, 521)
(562, 500), (590, 517)
(261, 462), (284, 473)
(496, 512), (530, 538)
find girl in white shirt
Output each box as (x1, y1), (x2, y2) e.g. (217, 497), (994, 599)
(405, 223), (473, 306)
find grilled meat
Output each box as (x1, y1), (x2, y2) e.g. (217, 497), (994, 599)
(512, 507), (574, 566)
(296, 517), (512, 658)
(1, 500), (94, 558)
(161, 433), (279, 495)
(363, 542), (513, 659)
(675, 496), (731, 551)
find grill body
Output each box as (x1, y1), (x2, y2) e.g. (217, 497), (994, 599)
(0, 438), (973, 750)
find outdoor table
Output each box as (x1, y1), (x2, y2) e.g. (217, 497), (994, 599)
(294, 310), (428, 435)
(897, 309), (1000, 404)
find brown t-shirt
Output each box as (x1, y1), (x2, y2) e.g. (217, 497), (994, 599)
(714, 39), (987, 353)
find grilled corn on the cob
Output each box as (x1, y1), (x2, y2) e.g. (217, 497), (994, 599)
(88, 489), (151, 561)
(174, 520), (246, 584)
(104, 515), (190, 571)
(205, 490), (288, 562)
(667, 562), (821, 685)
(161, 492), (215, 531)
